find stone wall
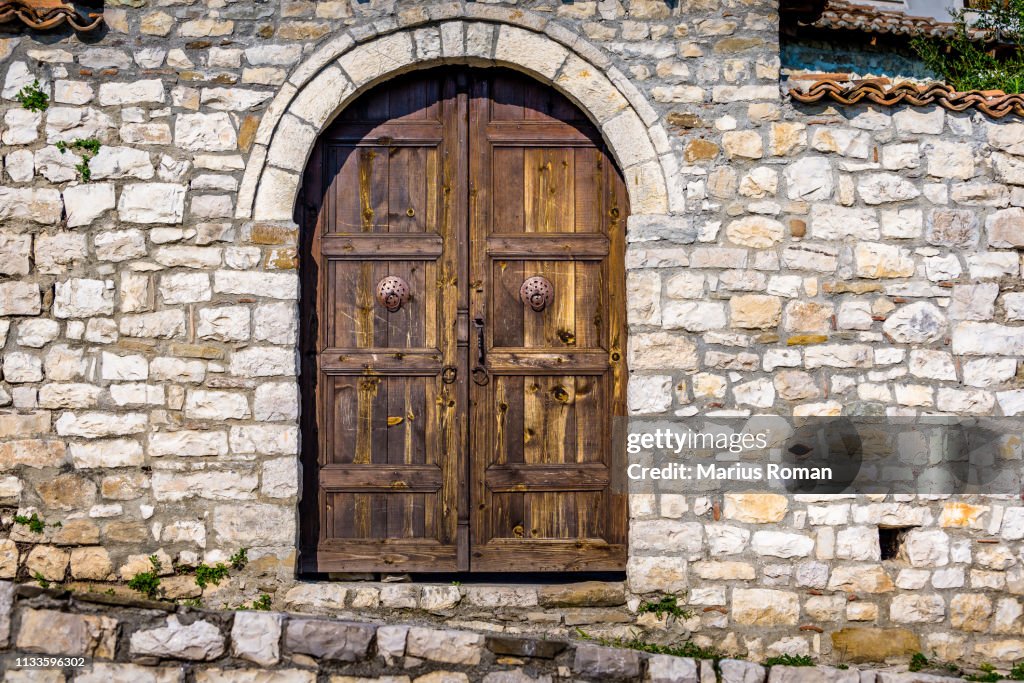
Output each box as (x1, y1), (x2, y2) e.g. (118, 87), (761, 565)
(0, 580), (979, 682)
(0, 0), (1023, 669)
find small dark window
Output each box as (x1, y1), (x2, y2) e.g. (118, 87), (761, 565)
(878, 527), (912, 560)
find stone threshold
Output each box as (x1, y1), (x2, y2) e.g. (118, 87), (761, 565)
(0, 580), (978, 682)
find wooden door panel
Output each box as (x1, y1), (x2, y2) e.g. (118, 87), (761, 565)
(324, 259), (434, 349)
(491, 259), (606, 350)
(469, 72), (628, 572)
(303, 71), (465, 573)
(324, 143), (440, 234)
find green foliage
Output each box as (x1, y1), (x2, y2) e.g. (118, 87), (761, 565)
(182, 598), (203, 608)
(836, 664), (849, 670)
(909, 652), (929, 673)
(31, 571), (50, 589)
(235, 593), (273, 611)
(637, 595), (693, 620)
(56, 138), (102, 182)
(911, 0), (1024, 94)
(16, 80), (48, 112)
(764, 654), (815, 667)
(229, 547), (249, 570)
(127, 556), (162, 599)
(575, 628), (722, 661)
(14, 513), (47, 534)
(194, 562), (231, 589)
(965, 663), (1002, 682)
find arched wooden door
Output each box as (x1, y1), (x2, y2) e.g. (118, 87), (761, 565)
(298, 67), (628, 574)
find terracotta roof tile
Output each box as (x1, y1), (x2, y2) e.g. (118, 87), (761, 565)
(809, 1), (960, 37)
(789, 79), (1024, 118)
(0, 0), (103, 32)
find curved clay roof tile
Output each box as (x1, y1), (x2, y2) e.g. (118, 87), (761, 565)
(0, 0), (103, 32)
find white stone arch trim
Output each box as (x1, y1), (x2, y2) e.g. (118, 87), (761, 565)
(238, 10), (677, 223)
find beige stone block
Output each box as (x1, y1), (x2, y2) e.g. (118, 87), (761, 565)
(723, 493), (787, 523)
(17, 609), (116, 658)
(729, 294), (782, 329)
(732, 588), (798, 626)
(830, 628), (920, 663)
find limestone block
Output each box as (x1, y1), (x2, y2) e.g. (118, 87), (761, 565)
(213, 503), (295, 545)
(24, 546), (70, 582)
(174, 112), (237, 152)
(827, 565), (895, 593)
(784, 157), (832, 200)
(573, 644), (641, 680)
(149, 430), (229, 457)
(726, 215), (784, 248)
(729, 294), (781, 329)
(0, 187), (63, 224)
(724, 493), (787, 523)
(722, 130), (763, 159)
(406, 627), (484, 666)
(118, 183), (186, 224)
(2, 108), (40, 145)
(890, 594), (945, 623)
(232, 611), (283, 666)
(229, 347), (295, 377)
(732, 588), (799, 625)
(185, 390), (250, 420)
(882, 302), (947, 343)
(98, 80), (164, 106)
(229, 425), (298, 455)
(88, 146), (154, 180)
(626, 555), (687, 593)
(17, 609), (115, 657)
(254, 382), (298, 421)
(130, 616), (225, 661)
(986, 207), (1024, 248)
(119, 310), (186, 339)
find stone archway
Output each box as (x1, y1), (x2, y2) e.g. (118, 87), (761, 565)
(237, 13), (675, 224)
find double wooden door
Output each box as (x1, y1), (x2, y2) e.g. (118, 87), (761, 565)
(298, 68), (628, 573)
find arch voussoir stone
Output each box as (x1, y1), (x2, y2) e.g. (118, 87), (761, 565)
(240, 14), (671, 223)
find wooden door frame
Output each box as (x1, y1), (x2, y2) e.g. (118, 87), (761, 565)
(296, 66), (629, 576)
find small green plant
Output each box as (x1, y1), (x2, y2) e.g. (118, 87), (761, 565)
(911, 0), (1024, 94)
(1009, 661), (1024, 680)
(32, 571), (50, 589)
(576, 628), (722, 661)
(451, 580), (462, 587)
(909, 652), (929, 673)
(229, 547), (249, 570)
(14, 512), (47, 534)
(16, 79), (48, 112)
(637, 595), (693, 620)
(836, 664), (849, 670)
(764, 654), (815, 667)
(56, 138), (102, 182)
(194, 562), (231, 589)
(235, 593), (273, 611)
(127, 556), (162, 600)
(965, 663), (1002, 682)
(182, 597), (203, 608)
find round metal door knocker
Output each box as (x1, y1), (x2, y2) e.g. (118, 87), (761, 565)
(376, 276), (410, 313)
(520, 276), (553, 312)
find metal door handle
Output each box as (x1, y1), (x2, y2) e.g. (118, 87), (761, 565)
(472, 317), (489, 385)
